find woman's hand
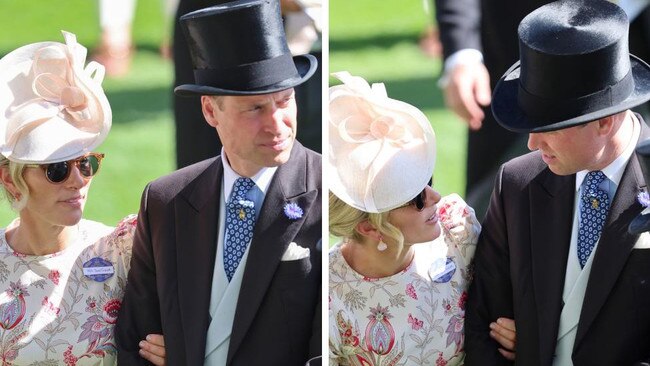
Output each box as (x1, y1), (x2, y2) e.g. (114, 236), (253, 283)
(139, 334), (166, 365)
(490, 317), (516, 361)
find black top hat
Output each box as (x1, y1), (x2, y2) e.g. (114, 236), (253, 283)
(174, 0), (317, 96)
(491, 0), (650, 133)
(629, 140), (650, 234)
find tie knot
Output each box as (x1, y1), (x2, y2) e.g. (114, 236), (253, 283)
(584, 170), (606, 190)
(232, 177), (255, 201)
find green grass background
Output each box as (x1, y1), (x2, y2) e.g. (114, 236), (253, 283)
(0, 0), (175, 226)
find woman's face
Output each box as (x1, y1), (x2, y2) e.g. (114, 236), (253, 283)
(388, 186), (442, 245)
(20, 161), (92, 227)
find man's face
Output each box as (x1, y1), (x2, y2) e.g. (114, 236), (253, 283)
(527, 120), (607, 175)
(203, 88), (297, 176)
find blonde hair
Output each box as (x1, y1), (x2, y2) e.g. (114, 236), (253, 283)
(0, 156), (29, 211)
(329, 192), (404, 247)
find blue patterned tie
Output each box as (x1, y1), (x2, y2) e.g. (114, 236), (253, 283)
(577, 171), (610, 268)
(224, 177), (256, 281)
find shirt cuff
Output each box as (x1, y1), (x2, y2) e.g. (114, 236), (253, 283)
(438, 49), (484, 88)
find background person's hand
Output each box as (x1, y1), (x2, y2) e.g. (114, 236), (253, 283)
(443, 62), (491, 130)
(490, 317), (516, 361)
(139, 334), (166, 365)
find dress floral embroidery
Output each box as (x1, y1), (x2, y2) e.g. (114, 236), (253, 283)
(329, 194), (480, 366)
(0, 215), (136, 365)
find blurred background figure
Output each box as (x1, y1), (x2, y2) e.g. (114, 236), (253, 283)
(173, 0), (322, 169)
(172, 0), (220, 169)
(284, 0), (323, 153)
(93, 0), (137, 77)
(93, 0), (178, 77)
(418, 0), (442, 58)
(434, 0), (650, 217)
(160, 0), (180, 59)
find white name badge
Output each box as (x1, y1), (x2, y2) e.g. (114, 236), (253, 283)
(82, 257), (115, 282)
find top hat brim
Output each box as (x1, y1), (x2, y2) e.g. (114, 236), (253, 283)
(492, 54), (650, 133)
(174, 54), (317, 96)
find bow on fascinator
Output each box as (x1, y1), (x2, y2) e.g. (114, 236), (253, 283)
(331, 71), (414, 148)
(329, 72), (436, 213)
(2, 31), (108, 161)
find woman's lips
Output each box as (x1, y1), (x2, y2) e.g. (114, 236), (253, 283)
(61, 196), (84, 207)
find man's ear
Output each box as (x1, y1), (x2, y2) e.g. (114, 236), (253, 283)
(201, 96), (219, 128)
(597, 111), (626, 136)
(597, 116), (614, 136)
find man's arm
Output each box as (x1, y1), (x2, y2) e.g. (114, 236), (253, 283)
(116, 183), (163, 365)
(434, 0), (481, 60)
(434, 0), (491, 129)
(465, 165), (515, 365)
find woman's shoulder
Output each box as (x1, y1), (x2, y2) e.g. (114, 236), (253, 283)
(328, 241), (343, 256)
(79, 215), (137, 255)
(0, 220), (16, 253)
(78, 215), (137, 274)
(80, 215), (137, 241)
(437, 193), (481, 246)
(328, 242), (346, 270)
(112, 214), (138, 238)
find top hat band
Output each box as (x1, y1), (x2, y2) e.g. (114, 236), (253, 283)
(517, 67), (634, 122)
(193, 53), (299, 91)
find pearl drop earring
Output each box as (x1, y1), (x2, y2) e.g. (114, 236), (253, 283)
(377, 235), (387, 251)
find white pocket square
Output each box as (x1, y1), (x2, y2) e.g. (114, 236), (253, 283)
(633, 232), (650, 249)
(281, 242), (310, 261)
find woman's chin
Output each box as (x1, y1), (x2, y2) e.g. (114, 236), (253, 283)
(59, 212), (84, 227)
(428, 224), (442, 241)
(408, 223), (442, 244)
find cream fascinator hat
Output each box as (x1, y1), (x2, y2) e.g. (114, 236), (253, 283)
(0, 31), (111, 163)
(328, 72), (436, 213)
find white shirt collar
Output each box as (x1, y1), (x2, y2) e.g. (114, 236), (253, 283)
(221, 148), (278, 201)
(575, 112), (640, 191)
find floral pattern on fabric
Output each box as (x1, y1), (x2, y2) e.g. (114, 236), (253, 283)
(0, 215), (136, 365)
(329, 195), (480, 366)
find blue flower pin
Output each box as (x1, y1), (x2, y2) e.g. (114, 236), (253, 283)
(638, 190), (650, 208)
(283, 202), (303, 220)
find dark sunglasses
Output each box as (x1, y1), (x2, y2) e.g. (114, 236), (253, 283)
(397, 178), (432, 211)
(25, 153), (105, 184)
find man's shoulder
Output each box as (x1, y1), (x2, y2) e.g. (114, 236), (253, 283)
(500, 150), (548, 187)
(289, 142), (322, 183)
(294, 142), (322, 163)
(302, 146), (322, 170)
(146, 157), (220, 201)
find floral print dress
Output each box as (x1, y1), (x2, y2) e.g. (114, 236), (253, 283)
(329, 194), (480, 366)
(0, 215), (136, 365)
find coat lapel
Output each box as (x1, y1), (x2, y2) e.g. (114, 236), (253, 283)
(227, 144), (318, 363)
(574, 125), (648, 350)
(175, 159), (223, 366)
(530, 168), (575, 364)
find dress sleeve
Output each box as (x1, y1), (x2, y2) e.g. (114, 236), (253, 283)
(328, 300), (342, 366)
(112, 214), (138, 275)
(437, 193), (481, 263)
